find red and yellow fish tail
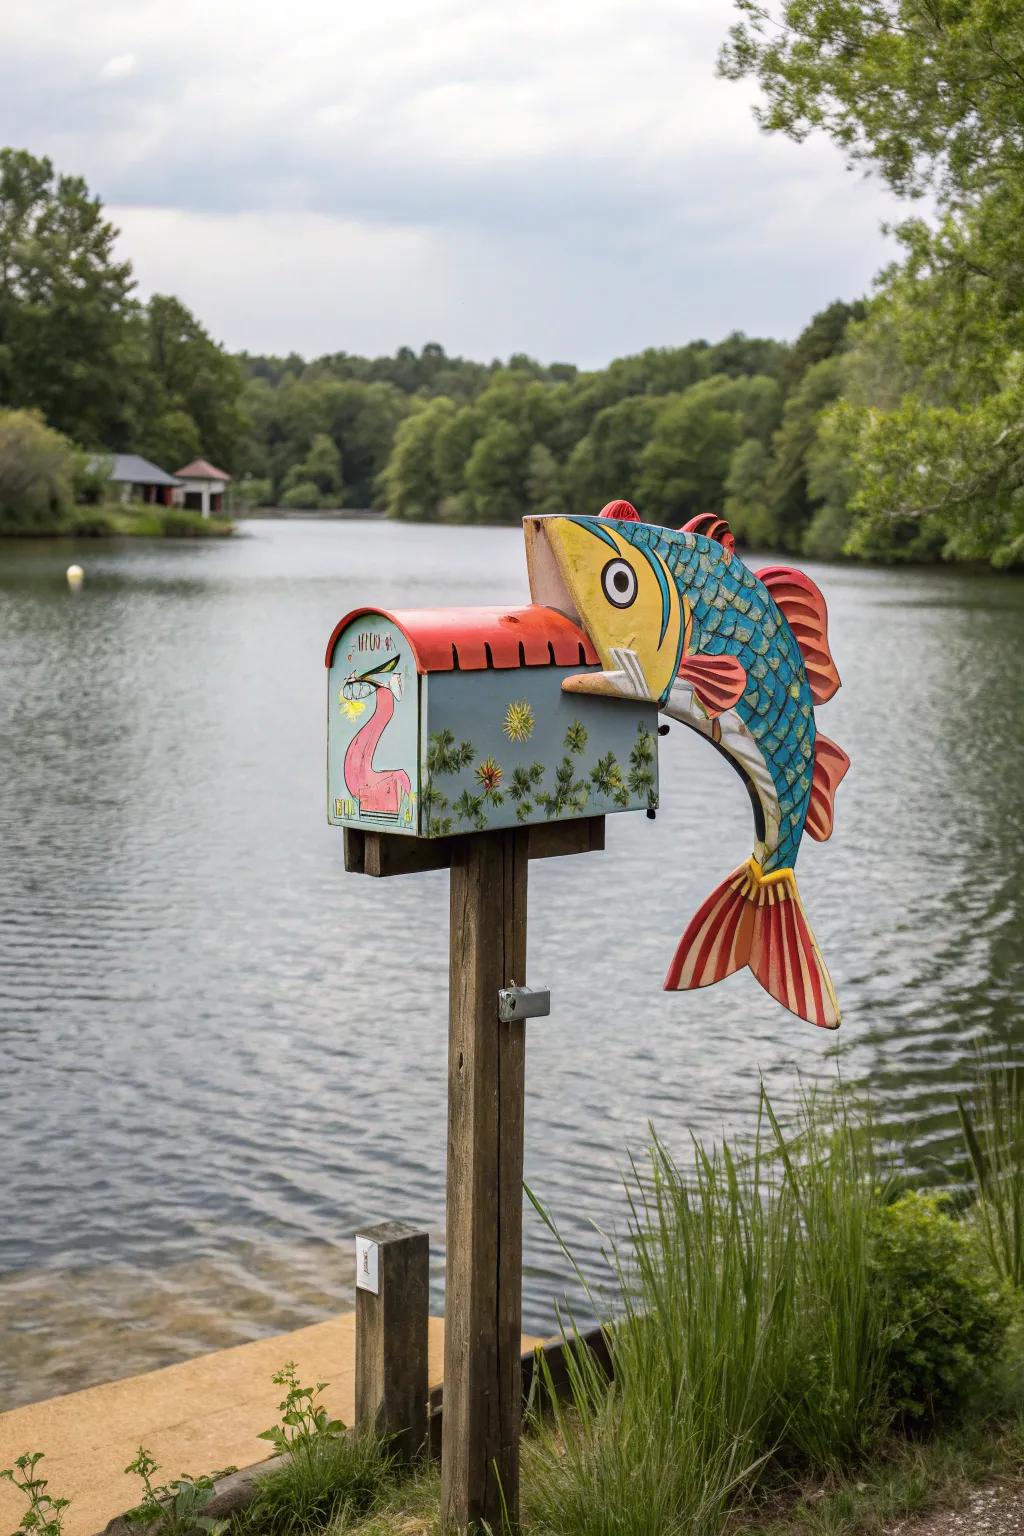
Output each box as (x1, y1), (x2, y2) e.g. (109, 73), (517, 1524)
(664, 857), (840, 1030)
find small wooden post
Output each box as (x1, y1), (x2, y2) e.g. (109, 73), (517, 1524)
(442, 828), (528, 1534)
(355, 1220), (429, 1463)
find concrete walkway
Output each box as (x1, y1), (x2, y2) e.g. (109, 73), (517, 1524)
(0, 1315), (541, 1536)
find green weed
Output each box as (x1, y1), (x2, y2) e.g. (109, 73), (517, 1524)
(1, 1453), (70, 1536)
(123, 1447), (234, 1536)
(240, 1365), (393, 1536)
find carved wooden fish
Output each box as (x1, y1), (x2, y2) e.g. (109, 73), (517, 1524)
(525, 503), (850, 1030)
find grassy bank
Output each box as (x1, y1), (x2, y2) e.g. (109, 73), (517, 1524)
(64, 503), (235, 538)
(5, 1069), (1023, 1536)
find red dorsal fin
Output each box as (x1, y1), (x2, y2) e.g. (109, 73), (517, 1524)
(681, 512), (735, 553)
(677, 653), (746, 718)
(756, 565), (841, 704)
(804, 732), (850, 842)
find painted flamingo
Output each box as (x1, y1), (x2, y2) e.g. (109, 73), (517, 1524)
(342, 654), (412, 820)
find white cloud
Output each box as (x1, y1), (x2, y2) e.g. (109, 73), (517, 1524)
(0, 0), (904, 360)
(98, 53), (137, 82)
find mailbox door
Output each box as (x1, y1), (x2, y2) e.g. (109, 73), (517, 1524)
(327, 614), (420, 834)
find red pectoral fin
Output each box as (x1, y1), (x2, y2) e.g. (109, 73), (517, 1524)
(677, 653), (746, 718)
(804, 732), (851, 842)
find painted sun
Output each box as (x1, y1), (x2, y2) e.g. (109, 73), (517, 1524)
(503, 699), (535, 742)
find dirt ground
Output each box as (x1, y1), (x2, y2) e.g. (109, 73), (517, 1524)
(886, 1481), (1024, 1535)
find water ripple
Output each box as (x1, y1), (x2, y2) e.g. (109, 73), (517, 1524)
(1, 523), (1022, 1408)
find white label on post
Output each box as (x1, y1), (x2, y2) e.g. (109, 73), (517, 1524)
(355, 1236), (379, 1295)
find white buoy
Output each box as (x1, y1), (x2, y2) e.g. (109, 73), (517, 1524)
(66, 564), (84, 587)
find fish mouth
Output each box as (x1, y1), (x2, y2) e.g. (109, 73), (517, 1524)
(523, 515), (583, 627)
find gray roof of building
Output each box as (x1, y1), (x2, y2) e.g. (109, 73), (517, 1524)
(106, 454), (183, 487)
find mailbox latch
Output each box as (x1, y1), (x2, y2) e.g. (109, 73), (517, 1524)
(498, 984), (551, 1023)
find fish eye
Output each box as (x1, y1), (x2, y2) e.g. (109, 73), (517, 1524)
(601, 558), (638, 608)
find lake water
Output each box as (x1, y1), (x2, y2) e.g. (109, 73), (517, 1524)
(1, 519), (1022, 1410)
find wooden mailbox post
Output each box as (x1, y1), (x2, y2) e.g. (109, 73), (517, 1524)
(345, 819), (603, 1529)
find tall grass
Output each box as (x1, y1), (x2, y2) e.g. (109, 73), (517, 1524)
(957, 1061), (1024, 1288)
(523, 1085), (893, 1536)
(240, 1432), (394, 1536)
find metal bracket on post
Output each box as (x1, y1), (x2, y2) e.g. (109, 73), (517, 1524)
(497, 984), (551, 1023)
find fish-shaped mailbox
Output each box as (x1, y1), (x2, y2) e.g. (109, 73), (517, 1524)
(327, 500), (849, 1030)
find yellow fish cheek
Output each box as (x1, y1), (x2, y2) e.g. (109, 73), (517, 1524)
(546, 518), (681, 700)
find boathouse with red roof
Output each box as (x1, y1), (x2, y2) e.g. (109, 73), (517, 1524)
(174, 459), (232, 518)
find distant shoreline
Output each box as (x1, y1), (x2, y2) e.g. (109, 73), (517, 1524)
(239, 507), (384, 521)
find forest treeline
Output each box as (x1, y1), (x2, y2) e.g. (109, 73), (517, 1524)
(2, 0), (1023, 565)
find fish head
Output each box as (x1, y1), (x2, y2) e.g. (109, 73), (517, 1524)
(525, 514), (684, 703)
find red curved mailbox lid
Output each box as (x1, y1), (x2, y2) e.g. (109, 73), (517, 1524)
(325, 604), (597, 673)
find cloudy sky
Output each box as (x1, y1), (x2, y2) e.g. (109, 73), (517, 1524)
(0, 0), (903, 366)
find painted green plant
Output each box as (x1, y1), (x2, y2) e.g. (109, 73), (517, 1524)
(564, 719), (588, 755)
(422, 779), (453, 837)
(508, 762), (545, 819)
(590, 751), (630, 809)
(536, 757), (589, 818)
(427, 729), (475, 776)
(629, 722), (657, 808)
(453, 788), (488, 831)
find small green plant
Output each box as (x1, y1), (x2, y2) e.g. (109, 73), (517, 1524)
(258, 1362), (346, 1458)
(241, 1365), (392, 1535)
(1, 1453), (70, 1536)
(123, 1448), (232, 1536)
(869, 1191), (1010, 1428)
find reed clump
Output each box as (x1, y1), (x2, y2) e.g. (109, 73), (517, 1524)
(523, 1082), (1013, 1536)
(958, 1060), (1024, 1290)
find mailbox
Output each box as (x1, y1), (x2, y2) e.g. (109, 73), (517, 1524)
(325, 604), (658, 837)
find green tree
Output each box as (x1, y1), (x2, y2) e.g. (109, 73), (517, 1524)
(724, 437), (775, 547)
(721, 0), (1024, 566)
(433, 404), (482, 497)
(525, 443), (565, 515)
(381, 397), (456, 519)
(141, 294), (245, 470)
(282, 431), (343, 506)
(638, 389), (744, 521)
(763, 356), (844, 551)
(564, 395), (662, 514)
(783, 299), (866, 387)
(720, 1), (1024, 202)
(143, 408), (202, 473)
(464, 420), (528, 523)
(0, 149), (136, 446)
(0, 409), (75, 533)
